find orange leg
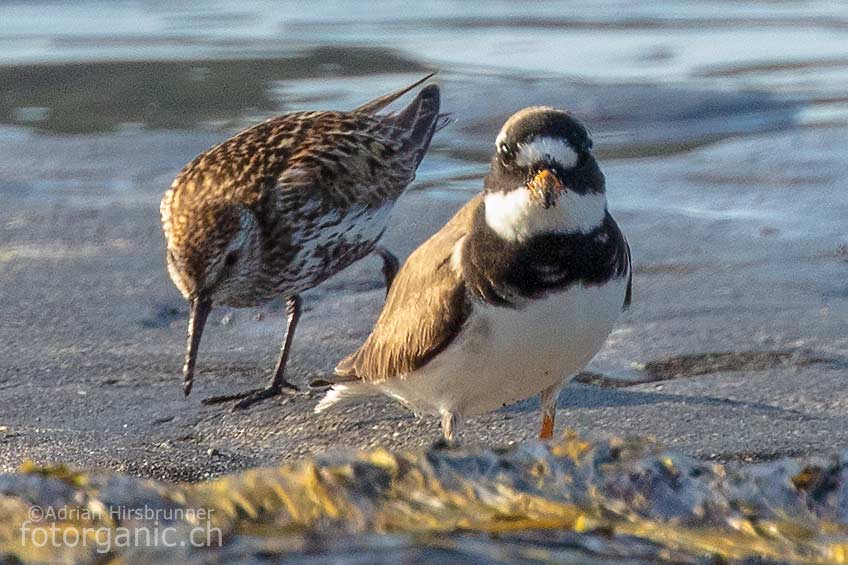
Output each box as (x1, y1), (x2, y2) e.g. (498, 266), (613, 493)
(538, 381), (562, 440)
(539, 412), (555, 439)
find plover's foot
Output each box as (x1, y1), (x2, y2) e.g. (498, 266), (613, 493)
(201, 382), (299, 411)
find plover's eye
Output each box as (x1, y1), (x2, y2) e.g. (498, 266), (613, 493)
(498, 143), (514, 166)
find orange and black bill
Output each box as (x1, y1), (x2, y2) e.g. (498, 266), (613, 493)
(527, 169), (564, 209)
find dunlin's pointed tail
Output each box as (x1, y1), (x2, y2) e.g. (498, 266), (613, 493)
(353, 71), (437, 115)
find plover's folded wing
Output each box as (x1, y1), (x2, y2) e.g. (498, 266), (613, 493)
(335, 195), (483, 382)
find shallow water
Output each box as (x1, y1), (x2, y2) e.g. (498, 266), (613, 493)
(2, 2), (847, 339)
(2, 1), (847, 233)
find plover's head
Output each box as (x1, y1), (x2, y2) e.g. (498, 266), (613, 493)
(483, 107), (606, 241)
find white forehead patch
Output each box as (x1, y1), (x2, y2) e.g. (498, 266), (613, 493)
(495, 128), (508, 148)
(515, 136), (579, 169)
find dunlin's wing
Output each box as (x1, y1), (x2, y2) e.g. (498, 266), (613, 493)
(277, 84), (443, 206)
(334, 195), (483, 382)
(161, 76), (444, 296)
(163, 74), (443, 228)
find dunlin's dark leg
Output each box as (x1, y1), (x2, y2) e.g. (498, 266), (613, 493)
(539, 381), (563, 440)
(375, 246), (399, 295)
(202, 295), (302, 410)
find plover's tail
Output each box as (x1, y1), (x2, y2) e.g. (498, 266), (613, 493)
(313, 383), (377, 414)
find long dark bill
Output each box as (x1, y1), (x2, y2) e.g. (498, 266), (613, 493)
(183, 297), (211, 397)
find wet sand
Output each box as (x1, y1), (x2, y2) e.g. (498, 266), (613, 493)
(1, 118), (846, 481)
(2, 4), (848, 562)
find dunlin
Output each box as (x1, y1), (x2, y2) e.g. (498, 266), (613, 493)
(161, 74), (445, 409)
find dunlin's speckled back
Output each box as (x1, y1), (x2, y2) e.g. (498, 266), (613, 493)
(160, 74), (445, 409)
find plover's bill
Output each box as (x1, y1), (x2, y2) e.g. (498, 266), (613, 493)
(313, 106), (631, 442)
(161, 73), (446, 410)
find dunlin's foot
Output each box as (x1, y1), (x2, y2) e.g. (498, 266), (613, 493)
(201, 381), (299, 411)
(430, 437), (460, 450)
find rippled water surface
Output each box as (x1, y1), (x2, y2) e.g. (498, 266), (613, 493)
(2, 1), (848, 224)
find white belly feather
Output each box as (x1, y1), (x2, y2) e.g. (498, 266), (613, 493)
(381, 275), (628, 416)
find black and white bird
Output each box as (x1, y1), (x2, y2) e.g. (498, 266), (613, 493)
(161, 74), (445, 410)
(313, 106), (631, 442)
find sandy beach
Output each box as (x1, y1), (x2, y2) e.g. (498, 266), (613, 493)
(2, 115), (846, 480)
(2, 3), (848, 561)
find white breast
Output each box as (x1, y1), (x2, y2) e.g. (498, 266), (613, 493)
(381, 274), (628, 417)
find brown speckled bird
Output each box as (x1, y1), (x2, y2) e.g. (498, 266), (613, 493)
(160, 73), (445, 410)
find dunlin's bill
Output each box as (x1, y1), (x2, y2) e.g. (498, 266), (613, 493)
(161, 73), (445, 410)
(314, 106), (631, 442)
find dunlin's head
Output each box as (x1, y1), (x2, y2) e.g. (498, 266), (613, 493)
(483, 107), (606, 241)
(162, 195), (261, 396)
(166, 204), (260, 301)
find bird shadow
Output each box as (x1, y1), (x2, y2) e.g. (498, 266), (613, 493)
(501, 384), (814, 421)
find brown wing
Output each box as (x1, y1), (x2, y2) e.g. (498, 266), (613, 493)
(164, 77), (442, 234)
(335, 195), (483, 382)
(273, 84), (442, 210)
